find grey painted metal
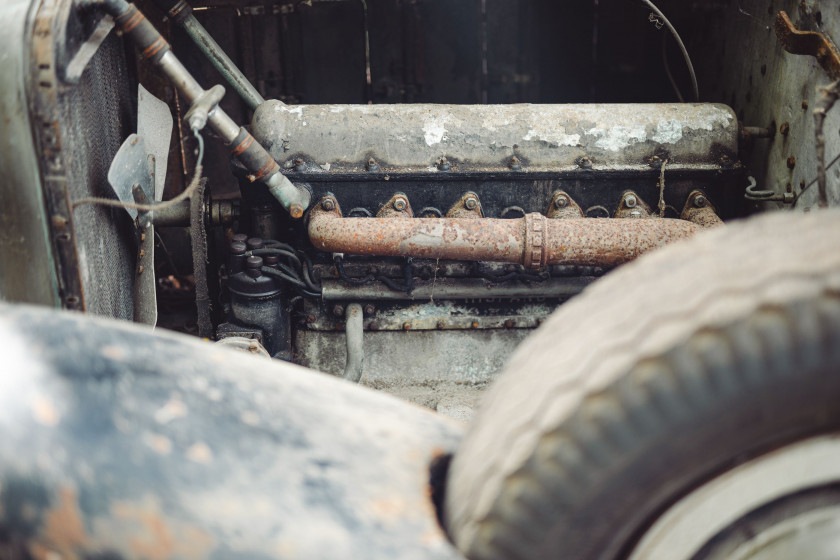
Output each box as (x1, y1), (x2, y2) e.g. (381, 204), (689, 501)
(181, 12), (265, 111)
(343, 303), (364, 382)
(321, 277), (591, 301)
(252, 101), (738, 172)
(297, 328), (530, 387)
(64, 14), (115, 83)
(0, 303), (464, 559)
(137, 84), (173, 201)
(694, 0), (840, 209)
(107, 133), (153, 220)
(0, 0), (59, 307)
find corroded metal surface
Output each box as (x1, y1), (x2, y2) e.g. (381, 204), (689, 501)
(253, 101), (738, 173)
(309, 196), (699, 269)
(681, 190), (724, 228)
(776, 11), (840, 80)
(0, 304), (464, 560)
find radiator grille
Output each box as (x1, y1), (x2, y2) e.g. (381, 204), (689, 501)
(61, 33), (137, 320)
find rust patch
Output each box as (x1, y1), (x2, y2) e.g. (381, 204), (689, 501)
(31, 395), (60, 427)
(29, 487), (89, 559)
(101, 496), (216, 560)
(185, 442), (214, 464)
(776, 11), (840, 80)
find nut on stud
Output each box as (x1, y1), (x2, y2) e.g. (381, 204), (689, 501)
(393, 196), (408, 211)
(555, 195), (569, 209)
(464, 196), (478, 210)
(321, 198), (336, 211)
(693, 194), (707, 208)
(624, 194), (638, 208)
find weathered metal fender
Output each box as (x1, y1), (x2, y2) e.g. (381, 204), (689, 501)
(0, 304), (464, 560)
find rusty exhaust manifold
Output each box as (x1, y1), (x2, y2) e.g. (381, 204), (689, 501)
(309, 195), (704, 269)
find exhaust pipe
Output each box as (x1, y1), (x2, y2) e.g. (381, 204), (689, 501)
(308, 195), (701, 269)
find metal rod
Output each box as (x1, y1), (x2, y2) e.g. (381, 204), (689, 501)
(80, 0), (310, 217)
(343, 304), (364, 382)
(309, 195), (699, 269)
(180, 12), (265, 111)
(321, 278), (592, 301)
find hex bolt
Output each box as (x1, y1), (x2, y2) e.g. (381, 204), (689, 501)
(363, 304), (376, 315)
(555, 195), (569, 209)
(333, 305), (345, 317)
(787, 156), (797, 169)
(780, 122), (790, 136)
(508, 156), (522, 171)
(393, 197), (408, 211)
(464, 196), (478, 210)
(437, 157), (450, 171)
(321, 198), (336, 211)
(624, 194), (638, 208)
(693, 194), (708, 208)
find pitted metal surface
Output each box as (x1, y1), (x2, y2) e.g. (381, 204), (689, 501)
(0, 304), (464, 560)
(252, 101), (738, 173)
(308, 196), (699, 268)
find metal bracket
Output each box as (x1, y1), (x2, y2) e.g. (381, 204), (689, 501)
(445, 192), (483, 219)
(546, 191), (584, 219)
(776, 11), (840, 80)
(615, 191), (652, 219)
(744, 176), (795, 204)
(680, 190), (724, 228)
(377, 193), (414, 218)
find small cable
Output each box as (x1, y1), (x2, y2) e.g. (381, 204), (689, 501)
(73, 127), (205, 212)
(792, 151), (840, 208)
(641, 0), (699, 101)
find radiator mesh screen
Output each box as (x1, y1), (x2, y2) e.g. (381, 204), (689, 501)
(61, 33), (136, 320)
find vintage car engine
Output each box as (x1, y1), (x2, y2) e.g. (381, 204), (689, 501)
(6, 0), (792, 413)
(221, 101), (738, 394)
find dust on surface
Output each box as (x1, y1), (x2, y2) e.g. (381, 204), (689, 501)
(367, 381), (488, 423)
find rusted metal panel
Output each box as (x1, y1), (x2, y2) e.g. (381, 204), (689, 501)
(308, 196), (699, 269)
(0, 303), (464, 559)
(252, 101), (739, 173)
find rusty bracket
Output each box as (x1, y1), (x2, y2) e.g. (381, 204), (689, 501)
(615, 191), (652, 219)
(445, 192), (483, 219)
(775, 11), (840, 80)
(680, 190), (724, 228)
(376, 193), (414, 218)
(546, 191), (584, 219)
